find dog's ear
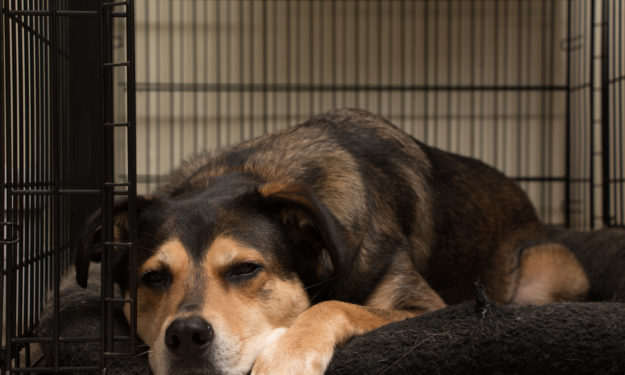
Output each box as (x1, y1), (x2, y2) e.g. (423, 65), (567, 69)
(257, 183), (356, 291)
(75, 196), (151, 288)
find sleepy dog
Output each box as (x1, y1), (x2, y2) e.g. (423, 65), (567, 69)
(75, 108), (589, 375)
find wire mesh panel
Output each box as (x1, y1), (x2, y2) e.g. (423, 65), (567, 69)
(1, 0), (137, 373)
(568, 0), (625, 229)
(603, 0), (625, 227)
(2, 0), (73, 370)
(134, 0), (572, 226)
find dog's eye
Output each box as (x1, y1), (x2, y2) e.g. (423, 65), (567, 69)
(141, 270), (171, 289)
(225, 262), (262, 283)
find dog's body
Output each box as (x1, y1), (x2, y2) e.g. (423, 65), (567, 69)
(76, 108), (588, 375)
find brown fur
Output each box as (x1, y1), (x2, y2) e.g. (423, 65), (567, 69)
(77, 108), (589, 375)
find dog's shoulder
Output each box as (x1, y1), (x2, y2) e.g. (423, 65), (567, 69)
(157, 109), (426, 197)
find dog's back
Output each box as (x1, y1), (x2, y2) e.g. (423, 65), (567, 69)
(156, 108), (583, 305)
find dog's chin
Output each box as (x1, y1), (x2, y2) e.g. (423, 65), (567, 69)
(148, 341), (217, 375)
(148, 340), (256, 375)
(160, 361), (217, 375)
(154, 362), (252, 375)
(149, 353), (240, 375)
(151, 363), (253, 375)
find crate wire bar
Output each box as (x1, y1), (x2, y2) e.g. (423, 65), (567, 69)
(100, 0), (138, 369)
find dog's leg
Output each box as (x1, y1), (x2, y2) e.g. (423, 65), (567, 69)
(511, 242), (589, 305)
(250, 300), (414, 375)
(251, 253), (445, 375)
(364, 252), (448, 313)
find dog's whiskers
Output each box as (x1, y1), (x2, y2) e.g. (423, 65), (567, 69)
(134, 348), (153, 358)
(304, 275), (338, 290)
(308, 280), (336, 304)
(239, 327), (284, 342)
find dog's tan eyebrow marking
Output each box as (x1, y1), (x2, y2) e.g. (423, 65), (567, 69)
(204, 236), (266, 274)
(141, 239), (190, 275)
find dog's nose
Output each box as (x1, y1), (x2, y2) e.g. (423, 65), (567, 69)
(165, 316), (213, 358)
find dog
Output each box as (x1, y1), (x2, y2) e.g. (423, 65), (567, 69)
(75, 108), (589, 375)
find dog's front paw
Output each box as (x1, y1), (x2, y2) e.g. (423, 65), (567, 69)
(250, 331), (334, 375)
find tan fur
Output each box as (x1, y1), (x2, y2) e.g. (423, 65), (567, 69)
(201, 237), (310, 331)
(134, 237), (311, 375)
(124, 239), (191, 345)
(251, 300), (404, 375)
(512, 243), (589, 305)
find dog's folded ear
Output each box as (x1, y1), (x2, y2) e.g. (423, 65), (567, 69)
(257, 182), (356, 297)
(75, 196), (151, 288)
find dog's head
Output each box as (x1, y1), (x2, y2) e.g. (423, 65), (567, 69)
(75, 175), (354, 375)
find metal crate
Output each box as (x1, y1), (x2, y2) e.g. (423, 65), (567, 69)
(1, 0), (623, 373)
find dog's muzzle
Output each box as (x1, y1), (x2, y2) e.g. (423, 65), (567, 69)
(165, 315), (214, 359)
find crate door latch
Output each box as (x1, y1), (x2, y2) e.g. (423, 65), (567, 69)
(0, 222), (21, 244)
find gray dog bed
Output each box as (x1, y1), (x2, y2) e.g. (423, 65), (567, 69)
(37, 227), (625, 374)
